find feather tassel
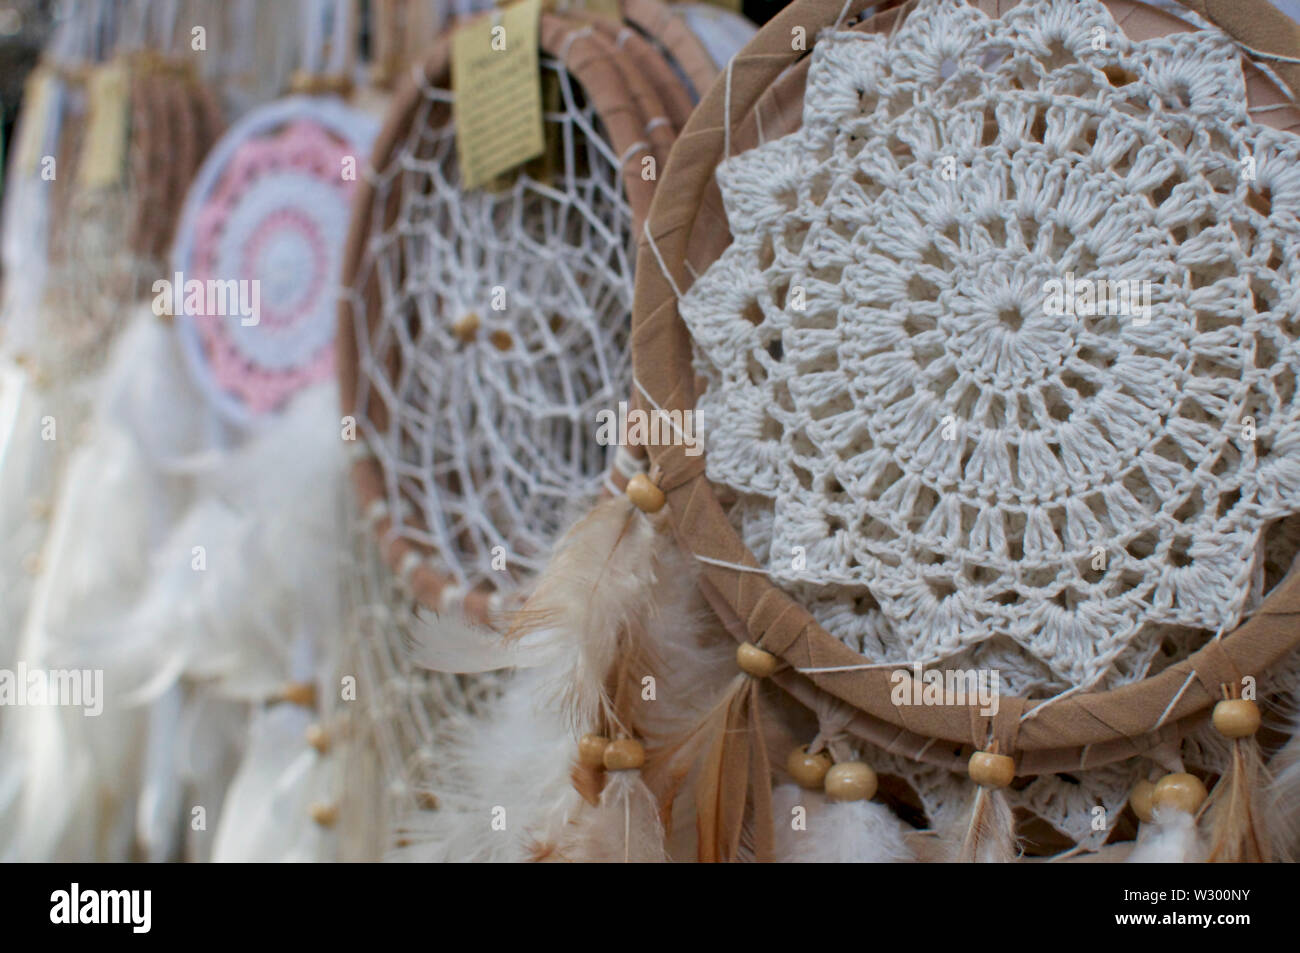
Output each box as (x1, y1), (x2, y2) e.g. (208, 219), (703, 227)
(1206, 695), (1272, 862)
(955, 785), (1016, 863)
(953, 748), (1018, 863)
(507, 495), (662, 733)
(684, 667), (775, 863)
(550, 757), (667, 863)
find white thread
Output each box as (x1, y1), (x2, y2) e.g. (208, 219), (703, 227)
(1155, 670), (1199, 729)
(631, 376), (690, 443)
(1019, 684), (1084, 723)
(614, 445), (647, 479)
(693, 552), (769, 575)
(796, 655), (947, 674)
(642, 218), (685, 300)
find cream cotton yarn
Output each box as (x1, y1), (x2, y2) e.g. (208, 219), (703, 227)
(680, 0), (1300, 702)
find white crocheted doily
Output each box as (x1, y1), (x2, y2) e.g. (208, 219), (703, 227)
(681, 0), (1300, 701)
(677, 0), (1300, 852)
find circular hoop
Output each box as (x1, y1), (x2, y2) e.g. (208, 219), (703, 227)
(631, 0), (1300, 773)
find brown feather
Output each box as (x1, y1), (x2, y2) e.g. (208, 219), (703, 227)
(571, 760), (606, 808)
(955, 785), (1017, 863)
(1207, 740), (1272, 862)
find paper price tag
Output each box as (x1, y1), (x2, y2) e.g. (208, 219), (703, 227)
(451, 0), (545, 190)
(14, 68), (55, 177)
(77, 60), (131, 191)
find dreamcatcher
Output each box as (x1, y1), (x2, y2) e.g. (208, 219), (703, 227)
(0, 0), (382, 863)
(408, 0), (1300, 863)
(0, 1), (228, 861)
(334, 0), (746, 859)
(624, 0), (1300, 862)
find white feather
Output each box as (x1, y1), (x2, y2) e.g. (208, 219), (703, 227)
(1267, 702), (1300, 861)
(387, 667), (579, 863)
(1127, 807), (1205, 863)
(135, 684), (186, 862)
(211, 704), (333, 863)
(772, 783), (915, 862)
(406, 610), (566, 673)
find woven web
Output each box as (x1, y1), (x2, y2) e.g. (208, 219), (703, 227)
(336, 502), (503, 859)
(346, 53), (636, 596)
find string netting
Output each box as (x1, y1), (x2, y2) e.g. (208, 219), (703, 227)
(346, 52), (637, 600)
(336, 499), (504, 859)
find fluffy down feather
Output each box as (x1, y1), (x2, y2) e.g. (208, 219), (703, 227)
(772, 783), (915, 862)
(1127, 807), (1205, 863)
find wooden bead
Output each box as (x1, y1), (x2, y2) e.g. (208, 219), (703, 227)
(824, 761), (877, 801)
(968, 750), (1016, 788)
(289, 69), (315, 94)
(1212, 698), (1260, 739)
(280, 681), (317, 708)
(308, 802), (338, 828)
(603, 738), (646, 771)
(1152, 772), (1207, 816)
(735, 641), (779, 678)
(452, 311), (480, 342)
(306, 724), (330, 754)
(577, 733), (610, 768)
(626, 473), (665, 513)
(1130, 779), (1156, 824)
(787, 746), (832, 789)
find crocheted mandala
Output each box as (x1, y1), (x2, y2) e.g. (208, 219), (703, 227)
(679, 0), (1300, 697)
(175, 103), (376, 419)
